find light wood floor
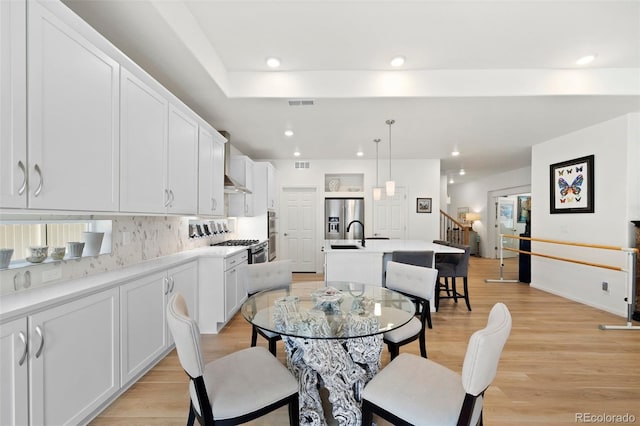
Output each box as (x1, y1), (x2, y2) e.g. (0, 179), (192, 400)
(92, 257), (640, 425)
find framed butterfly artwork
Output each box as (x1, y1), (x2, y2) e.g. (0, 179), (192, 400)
(549, 155), (594, 214)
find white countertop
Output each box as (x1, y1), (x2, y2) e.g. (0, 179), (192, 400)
(0, 245), (248, 323)
(324, 239), (464, 254)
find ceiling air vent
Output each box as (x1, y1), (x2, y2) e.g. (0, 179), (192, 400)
(294, 161), (310, 169)
(288, 99), (315, 106)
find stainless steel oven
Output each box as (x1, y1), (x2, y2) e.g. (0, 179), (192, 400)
(267, 210), (276, 261)
(250, 241), (268, 264)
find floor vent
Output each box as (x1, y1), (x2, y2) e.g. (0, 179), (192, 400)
(294, 161), (310, 169)
(288, 99), (315, 106)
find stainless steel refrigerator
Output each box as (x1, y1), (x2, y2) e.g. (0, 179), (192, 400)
(325, 198), (364, 240)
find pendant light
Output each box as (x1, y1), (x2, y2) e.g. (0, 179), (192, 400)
(373, 138), (382, 201)
(385, 119), (396, 197)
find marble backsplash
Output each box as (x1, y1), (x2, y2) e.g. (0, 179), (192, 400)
(0, 216), (230, 295)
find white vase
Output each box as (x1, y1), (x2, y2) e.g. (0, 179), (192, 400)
(82, 232), (104, 256)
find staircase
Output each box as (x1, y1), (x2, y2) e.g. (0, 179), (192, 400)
(439, 210), (472, 245)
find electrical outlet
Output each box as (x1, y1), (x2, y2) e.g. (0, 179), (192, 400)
(601, 281), (609, 292)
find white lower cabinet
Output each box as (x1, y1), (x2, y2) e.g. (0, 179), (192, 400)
(198, 250), (248, 333)
(28, 288), (119, 425)
(0, 318), (28, 426)
(120, 261), (197, 385)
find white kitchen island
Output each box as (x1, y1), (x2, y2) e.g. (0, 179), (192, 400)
(323, 239), (463, 286)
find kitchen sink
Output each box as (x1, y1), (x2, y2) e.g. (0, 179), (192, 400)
(330, 244), (361, 249)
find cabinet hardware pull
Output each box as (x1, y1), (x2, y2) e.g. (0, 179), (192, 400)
(164, 189), (170, 207)
(35, 326), (44, 358)
(17, 161), (27, 195)
(169, 190), (175, 206)
(33, 164), (43, 197)
(163, 277), (169, 295)
(211, 198), (216, 211)
(169, 276), (175, 293)
(18, 331), (28, 366)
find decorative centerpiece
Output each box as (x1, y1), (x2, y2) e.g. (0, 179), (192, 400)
(312, 287), (344, 311)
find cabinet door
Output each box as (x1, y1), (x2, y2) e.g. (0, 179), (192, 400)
(267, 162), (276, 210)
(120, 68), (168, 213)
(0, 0), (27, 209)
(27, 1), (120, 211)
(29, 288), (120, 426)
(211, 135), (225, 216)
(120, 271), (167, 386)
(198, 127), (224, 217)
(167, 261), (198, 345)
(167, 104), (198, 214)
(0, 318), (28, 426)
(224, 266), (238, 321)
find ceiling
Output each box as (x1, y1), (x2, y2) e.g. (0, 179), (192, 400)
(62, 0), (640, 184)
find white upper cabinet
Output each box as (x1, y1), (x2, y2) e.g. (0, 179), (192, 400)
(166, 104), (198, 214)
(0, 0), (27, 209)
(198, 125), (226, 217)
(26, 0), (120, 211)
(120, 68), (168, 214)
(253, 161), (277, 215)
(228, 155), (254, 217)
(120, 68), (198, 215)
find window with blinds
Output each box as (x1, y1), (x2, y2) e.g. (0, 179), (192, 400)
(0, 221), (110, 264)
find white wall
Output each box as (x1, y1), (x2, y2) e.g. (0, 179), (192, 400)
(268, 158), (441, 272)
(447, 166), (532, 257)
(531, 113), (639, 317)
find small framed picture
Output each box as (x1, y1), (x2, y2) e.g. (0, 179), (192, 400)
(416, 197), (432, 213)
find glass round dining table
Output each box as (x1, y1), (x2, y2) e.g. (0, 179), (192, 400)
(241, 281), (415, 426)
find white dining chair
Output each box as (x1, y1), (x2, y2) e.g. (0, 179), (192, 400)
(362, 302), (512, 426)
(166, 292), (299, 425)
(383, 261), (438, 360)
(239, 259), (292, 355)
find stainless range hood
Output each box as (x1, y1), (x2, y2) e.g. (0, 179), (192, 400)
(220, 131), (252, 194)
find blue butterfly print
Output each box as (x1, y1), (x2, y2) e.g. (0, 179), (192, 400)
(558, 174), (584, 196)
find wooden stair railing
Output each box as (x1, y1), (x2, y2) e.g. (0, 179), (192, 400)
(439, 210), (471, 245)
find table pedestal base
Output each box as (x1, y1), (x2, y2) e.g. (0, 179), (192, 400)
(283, 335), (382, 426)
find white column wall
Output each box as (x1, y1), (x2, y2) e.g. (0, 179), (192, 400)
(531, 113), (639, 317)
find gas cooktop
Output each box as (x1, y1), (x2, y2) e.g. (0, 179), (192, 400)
(212, 239), (260, 247)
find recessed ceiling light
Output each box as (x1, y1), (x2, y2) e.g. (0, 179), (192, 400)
(293, 151), (300, 157)
(459, 168), (466, 176)
(390, 56), (405, 67)
(451, 150), (460, 157)
(449, 178), (455, 184)
(266, 57), (281, 68)
(284, 130), (294, 137)
(357, 151), (364, 157)
(576, 55), (596, 65)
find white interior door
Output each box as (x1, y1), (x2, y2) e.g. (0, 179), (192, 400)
(281, 187), (317, 272)
(497, 197), (518, 258)
(372, 186), (407, 239)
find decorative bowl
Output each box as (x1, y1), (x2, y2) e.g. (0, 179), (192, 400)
(0, 248), (14, 269)
(50, 247), (66, 261)
(27, 246), (48, 263)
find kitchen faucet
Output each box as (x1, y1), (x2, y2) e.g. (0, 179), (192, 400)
(346, 220), (365, 247)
